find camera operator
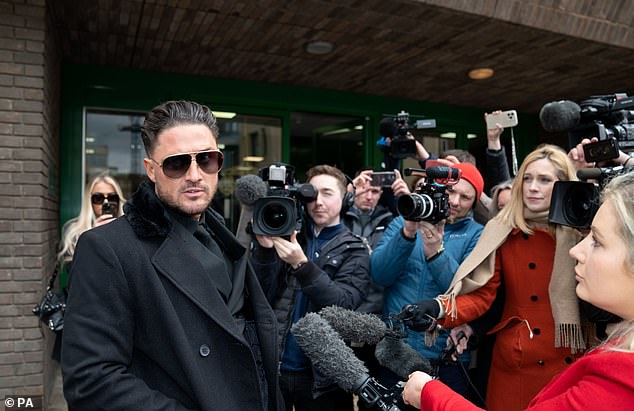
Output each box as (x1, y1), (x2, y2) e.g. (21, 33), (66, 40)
(371, 162), (484, 397)
(250, 164), (370, 411)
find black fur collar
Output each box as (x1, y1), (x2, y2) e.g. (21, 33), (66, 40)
(124, 180), (244, 260)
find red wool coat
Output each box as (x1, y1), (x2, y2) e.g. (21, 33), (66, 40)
(419, 349), (634, 410)
(443, 229), (583, 411)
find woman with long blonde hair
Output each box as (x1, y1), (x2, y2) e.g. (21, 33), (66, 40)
(402, 169), (634, 410)
(401, 144), (584, 410)
(58, 173), (125, 267)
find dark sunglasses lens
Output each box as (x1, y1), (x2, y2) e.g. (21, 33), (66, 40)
(162, 154), (192, 178)
(91, 193), (119, 204)
(196, 151), (223, 174)
(91, 193), (105, 204)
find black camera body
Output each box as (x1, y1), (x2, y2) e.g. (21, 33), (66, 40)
(569, 94), (634, 156)
(397, 183), (450, 224)
(548, 165), (633, 229)
(396, 167), (460, 224)
(252, 164), (317, 237)
(380, 110), (437, 160)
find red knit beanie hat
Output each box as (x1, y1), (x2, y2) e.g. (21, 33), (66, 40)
(453, 163), (484, 200)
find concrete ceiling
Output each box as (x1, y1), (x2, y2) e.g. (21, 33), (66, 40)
(48, 0), (634, 114)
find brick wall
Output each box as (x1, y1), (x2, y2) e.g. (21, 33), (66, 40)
(0, 0), (61, 406)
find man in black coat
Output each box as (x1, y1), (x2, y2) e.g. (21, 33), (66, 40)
(61, 100), (284, 411)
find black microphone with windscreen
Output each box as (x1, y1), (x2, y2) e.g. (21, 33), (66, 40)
(539, 100), (581, 132)
(379, 117), (396, 138)
(234, 174), (268, 248)
(424, 166), (461, 181)
(292, 313), (403, 411)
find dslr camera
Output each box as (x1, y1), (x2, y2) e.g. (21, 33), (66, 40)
(252, 163), (317, 237)
(569, 94), (634, 161)
(549, 165), (633, 229)
(378, 110), (437, 159)
(396, 166), (461, 224)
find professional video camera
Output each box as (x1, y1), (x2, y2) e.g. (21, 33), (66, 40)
(378, 110), (437, 159)
(548, 165), (633, 229)
(540, 93), (634, 162)
(252, 163), (317, 237)
(396, 166), (461, 223)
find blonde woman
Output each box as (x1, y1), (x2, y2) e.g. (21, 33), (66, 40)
(402, 170), (634, 410)
(400, 145), (584, 410)
(58, 173), (125, 268)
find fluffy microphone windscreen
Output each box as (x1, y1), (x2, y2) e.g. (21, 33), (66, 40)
(539, 100), (581, 133)
(375, 336), (433, 379)
(234, 174), (268, 206)
(292, 312), (369, 392)
(318, 306), (387, 345)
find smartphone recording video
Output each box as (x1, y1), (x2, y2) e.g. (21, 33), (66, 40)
(371, 171), (396, 187)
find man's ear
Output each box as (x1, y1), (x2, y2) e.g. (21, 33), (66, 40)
(144, 158), (157, 183)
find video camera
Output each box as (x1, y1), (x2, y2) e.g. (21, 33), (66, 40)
(572, 94), (634, 152)
(548, 165), (633, 229)
(378, 110), (437, 159)
(252, 163), (317, 237)
(396, 166), (461, 223)
(540, 93), (634, 162)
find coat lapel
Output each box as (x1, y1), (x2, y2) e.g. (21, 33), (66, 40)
(151, 223), (244, 341)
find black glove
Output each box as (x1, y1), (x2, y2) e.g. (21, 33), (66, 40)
(396, 299), (441, 332)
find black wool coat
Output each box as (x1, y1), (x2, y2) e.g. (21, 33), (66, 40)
(61, 181), (284, 411)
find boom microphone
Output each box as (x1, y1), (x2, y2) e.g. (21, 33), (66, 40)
(234, 174), (268, 248)
(375, 336), (433, 378)
(292, 313), (403, 411)
(318, 306), (388, 345)
(539, 100), (581, 132)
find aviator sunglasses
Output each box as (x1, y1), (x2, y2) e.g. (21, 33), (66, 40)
(91, 193), (120, 205)
(151, 149), (224, 179)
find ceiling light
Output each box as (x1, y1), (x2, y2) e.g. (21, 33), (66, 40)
(305, 41), (334, 55)
(468, 68), (494, 80)
(213, 111), (237, 119)
(440, 132), (457, 139)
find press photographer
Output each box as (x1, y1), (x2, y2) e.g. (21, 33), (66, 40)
(370, 162), (484, 397)
(250, 164), (371, 410)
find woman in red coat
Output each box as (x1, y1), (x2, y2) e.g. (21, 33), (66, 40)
(402, 169), (634, 410)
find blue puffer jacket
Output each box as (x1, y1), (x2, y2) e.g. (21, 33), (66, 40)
(371, 215), (483, 362)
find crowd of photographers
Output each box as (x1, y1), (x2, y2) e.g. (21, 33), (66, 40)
(59, 99), (634, 411)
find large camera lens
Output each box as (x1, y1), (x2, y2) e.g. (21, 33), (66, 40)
(548, 181), (599, 229)
(252, 196), (297, 236)
(397, 193), (434, 221)
(563, 184), (598, 228)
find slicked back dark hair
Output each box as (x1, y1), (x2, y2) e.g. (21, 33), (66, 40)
(141, 100), (219, 156)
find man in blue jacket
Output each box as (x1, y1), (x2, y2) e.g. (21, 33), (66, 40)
(371, 162), (484, 397)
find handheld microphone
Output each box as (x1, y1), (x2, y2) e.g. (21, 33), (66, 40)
(318, 306), (389, 345)
(374, 336), (433, 378)
(318, 306), (433, 377)
(292, 313), (403, 411)
(424, 166), (461, 181)
(234, 174), (268, 248)
(539, 100), (581, 132)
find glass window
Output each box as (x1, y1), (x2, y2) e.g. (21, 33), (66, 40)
(84, 109), (282, 230)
